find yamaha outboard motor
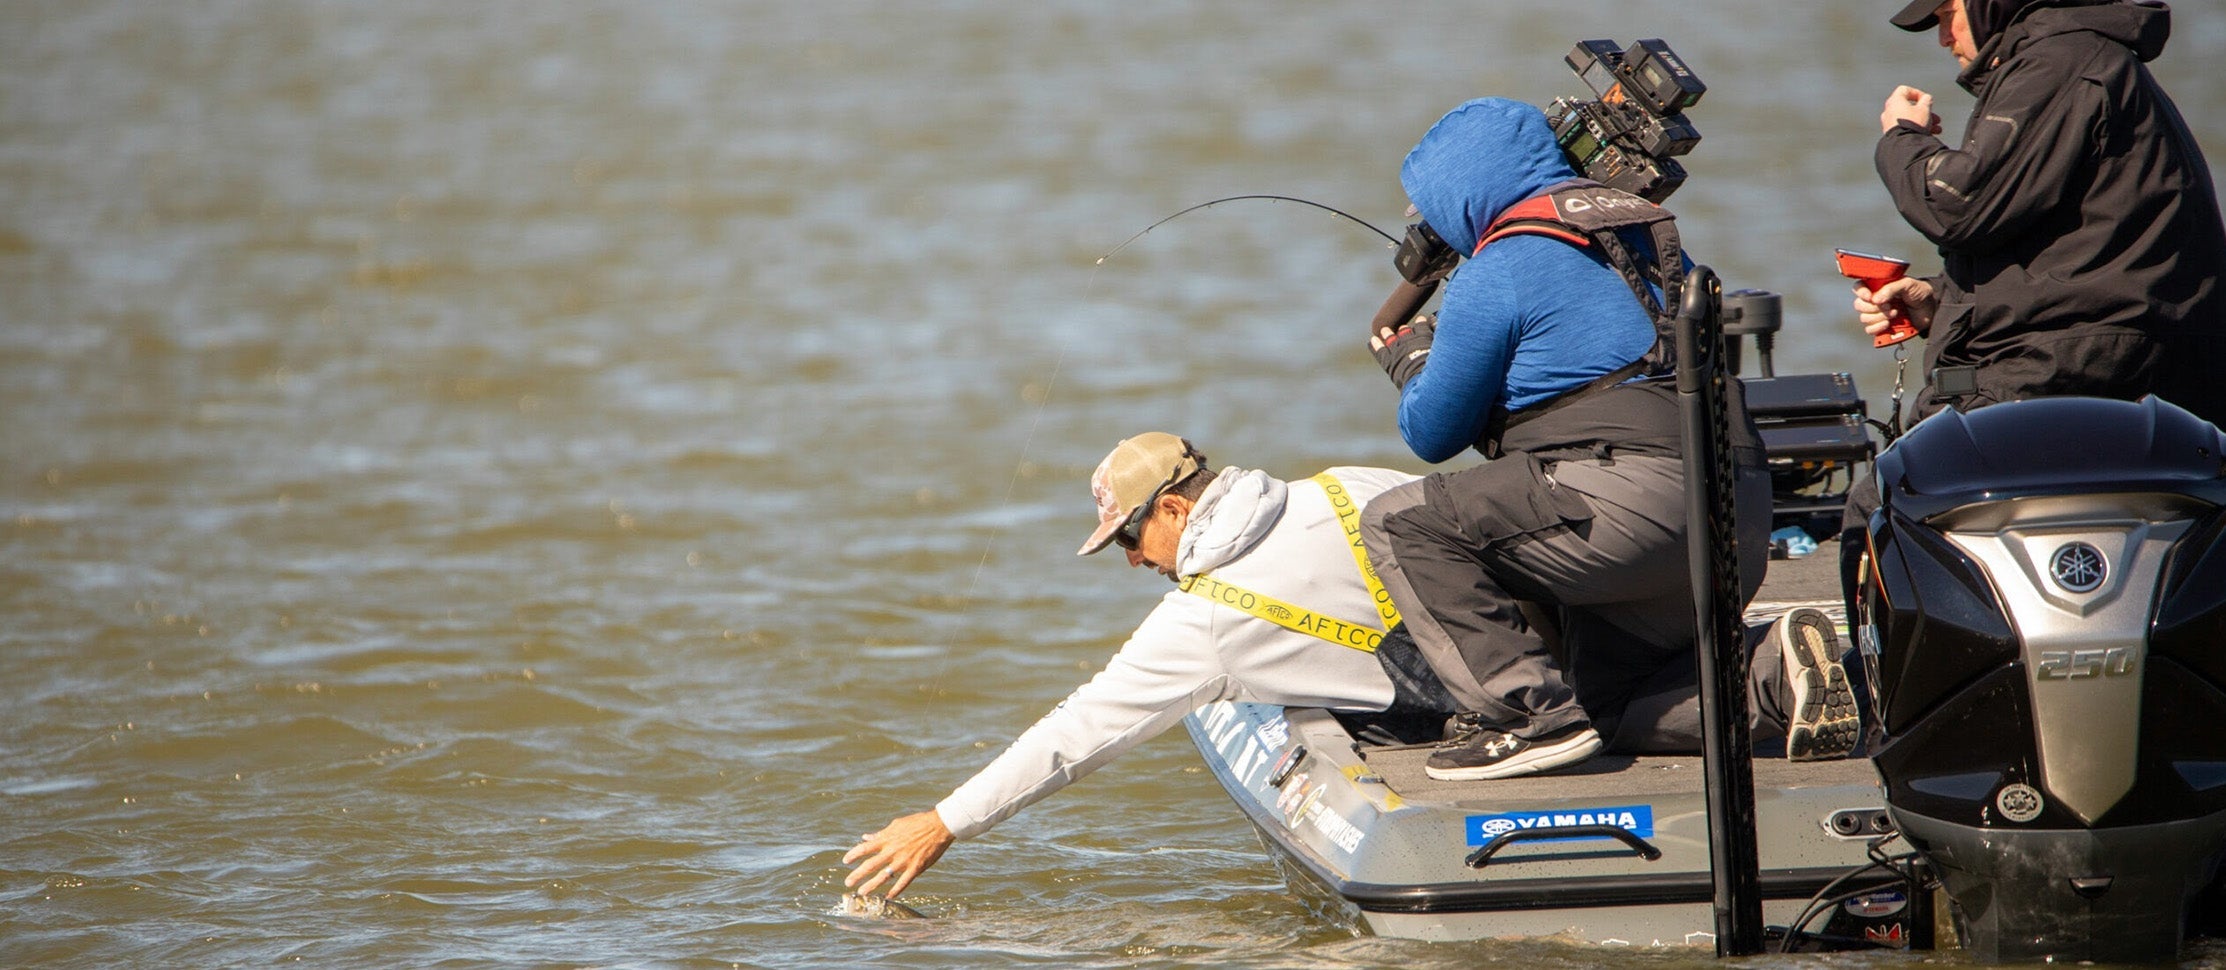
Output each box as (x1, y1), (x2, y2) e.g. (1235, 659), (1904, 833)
(1858, 396), (2226, 962)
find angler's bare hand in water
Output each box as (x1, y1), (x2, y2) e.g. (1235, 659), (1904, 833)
(843, 810), (953, 898)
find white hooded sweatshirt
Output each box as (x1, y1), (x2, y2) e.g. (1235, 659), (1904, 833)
(936, 465), (1416, 841)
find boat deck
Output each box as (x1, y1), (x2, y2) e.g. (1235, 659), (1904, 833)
(1740, 536), (1850, 630)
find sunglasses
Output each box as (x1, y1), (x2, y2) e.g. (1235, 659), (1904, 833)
(1111, 446), (1204, 552)
(1111, 499), (1156, 552)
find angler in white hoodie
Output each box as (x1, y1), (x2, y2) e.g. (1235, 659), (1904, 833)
(843, 432), (1424, 898)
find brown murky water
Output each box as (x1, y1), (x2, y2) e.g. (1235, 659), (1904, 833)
(3, 2), (2222, 966)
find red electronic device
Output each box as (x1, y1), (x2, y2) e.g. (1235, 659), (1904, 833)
(1835, 249), (1917, 347)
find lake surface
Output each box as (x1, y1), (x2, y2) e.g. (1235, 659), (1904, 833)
(3, 2), (2223, 966)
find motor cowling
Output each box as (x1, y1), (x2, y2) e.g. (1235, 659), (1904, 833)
(1858, 395), (2226, 962)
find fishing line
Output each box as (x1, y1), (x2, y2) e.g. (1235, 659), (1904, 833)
(967, 352), (1062, 598)
(965, 193), (1387, 598)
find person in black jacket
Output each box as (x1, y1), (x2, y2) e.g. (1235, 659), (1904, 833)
(1854, 0), (2226, 425)
(1841, 0), (2226, 666)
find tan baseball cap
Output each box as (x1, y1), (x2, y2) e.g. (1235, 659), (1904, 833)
(1077, 432), (1206, 556)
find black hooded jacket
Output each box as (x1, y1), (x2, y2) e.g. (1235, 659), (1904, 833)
(1877, 0), (2226, 424)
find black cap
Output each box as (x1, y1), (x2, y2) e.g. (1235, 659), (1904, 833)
(1892, 0), (1942, 30)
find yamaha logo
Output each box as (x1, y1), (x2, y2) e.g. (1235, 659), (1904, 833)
(2049, 543), (2107, 593)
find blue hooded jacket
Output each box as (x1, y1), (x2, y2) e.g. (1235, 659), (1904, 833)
(1395, 98), (1669, 463)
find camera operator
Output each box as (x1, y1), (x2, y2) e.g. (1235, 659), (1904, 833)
(1357, 97), (1834, 782)
(1855, 0), (2226, 424)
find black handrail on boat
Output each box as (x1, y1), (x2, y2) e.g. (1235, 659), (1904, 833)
(1465, 824), (1663, 868)
(1675, 265), (1766, 955)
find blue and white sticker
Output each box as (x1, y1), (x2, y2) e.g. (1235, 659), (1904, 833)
(1466, 805), (1655, 845)
(1843, 889), (1908, 918)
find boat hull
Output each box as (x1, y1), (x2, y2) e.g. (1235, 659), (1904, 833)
(1185, 700), (1918, 946)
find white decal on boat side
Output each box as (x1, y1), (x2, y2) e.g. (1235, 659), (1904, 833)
(1205, 706), (1246, 753)
(1255, 715), (1289, 750)
(1200, 703), (1238, 742)
(1308, 801), (1365, 853)
(1232, 737), (1270, 786)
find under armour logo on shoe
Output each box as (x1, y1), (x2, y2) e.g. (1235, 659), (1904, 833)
(1424, 723), (1603, 782)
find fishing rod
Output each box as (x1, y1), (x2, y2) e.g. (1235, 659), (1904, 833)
(1094, 194), (1399, 266)
(964, 195), (1402, 598)
(1096, 194), (1444, 347)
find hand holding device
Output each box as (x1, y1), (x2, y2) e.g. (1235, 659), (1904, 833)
(1836, 249), (1916, 347)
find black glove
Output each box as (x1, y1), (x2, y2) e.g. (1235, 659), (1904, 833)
(1371, 313), (1435, 390)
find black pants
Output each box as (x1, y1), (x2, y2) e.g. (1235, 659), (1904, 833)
(1362, 452), (1772, 742)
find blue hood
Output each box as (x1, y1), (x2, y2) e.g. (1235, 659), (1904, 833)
(1399, 98), (1577, 251)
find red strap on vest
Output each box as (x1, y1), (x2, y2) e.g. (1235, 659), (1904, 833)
(1474, 195), (1590, 254)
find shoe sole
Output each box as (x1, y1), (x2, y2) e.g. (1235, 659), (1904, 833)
(1780, 608), (1861, 761)
(1424, 729), (1604, 782)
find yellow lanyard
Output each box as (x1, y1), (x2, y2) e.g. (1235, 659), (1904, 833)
(1310, 472), (1402, 629)
(1175, 474), (1402, 654)
(1178, 573), (1383, 653)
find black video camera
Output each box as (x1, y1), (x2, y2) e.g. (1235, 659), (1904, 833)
(1547, 39), (1705, 202)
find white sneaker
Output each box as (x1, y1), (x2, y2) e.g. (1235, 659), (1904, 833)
(1775, 607), (1860, 761)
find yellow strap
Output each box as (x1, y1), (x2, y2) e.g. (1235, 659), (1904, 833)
(1309, 473), (1403, 629)
(1178, 573), (1382, 653)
